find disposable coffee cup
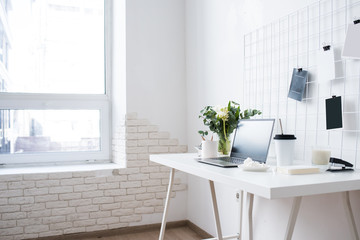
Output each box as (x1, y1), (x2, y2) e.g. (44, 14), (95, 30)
(274, 134), (296, 166)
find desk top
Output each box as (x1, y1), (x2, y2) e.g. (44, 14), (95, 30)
(150, 153), (360, 199)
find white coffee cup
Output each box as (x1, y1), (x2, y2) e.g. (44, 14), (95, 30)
(201, 140), (218, 158)
(274, 134), (296, 166)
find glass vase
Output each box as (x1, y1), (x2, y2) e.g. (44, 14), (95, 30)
(218, 135), (231, 155)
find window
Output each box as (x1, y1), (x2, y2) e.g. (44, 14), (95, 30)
(0, 0), (111, 164)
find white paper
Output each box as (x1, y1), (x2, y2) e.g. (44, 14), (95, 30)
(342, 23), (360, 59)
(317, 48), (335, 82)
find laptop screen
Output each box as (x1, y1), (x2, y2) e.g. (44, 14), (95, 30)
(230, 119), (275, 162)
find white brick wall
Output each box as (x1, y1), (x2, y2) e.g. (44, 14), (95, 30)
(0, 112), (188, 240)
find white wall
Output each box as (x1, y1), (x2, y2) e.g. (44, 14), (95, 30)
(185, 0), (360, 239)
(126, 0), (187, 145)
(124, 0), (189, 226)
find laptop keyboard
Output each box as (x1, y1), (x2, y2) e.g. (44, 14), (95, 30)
(221, 157), (245, 164)
(197, 156), (247, 167)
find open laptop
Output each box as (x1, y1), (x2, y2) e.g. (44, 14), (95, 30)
(197, 119), (275, 167)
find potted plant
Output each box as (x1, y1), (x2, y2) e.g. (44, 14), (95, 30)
(198, 101), (261, 155)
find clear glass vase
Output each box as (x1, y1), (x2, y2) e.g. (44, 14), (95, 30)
(218, 135), (231, 155)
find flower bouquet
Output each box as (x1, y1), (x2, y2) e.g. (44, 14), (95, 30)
(198, 101), (261, 155)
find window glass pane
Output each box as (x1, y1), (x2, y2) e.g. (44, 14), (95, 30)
(0, 110), (100, 154)
(2, 0), (104, 94)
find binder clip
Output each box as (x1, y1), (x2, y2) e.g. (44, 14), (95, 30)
(322, 42), (331, 51)
(354, 17), (360, 24)
(327, 157), (354, 172)
(297, 68), (302, 72)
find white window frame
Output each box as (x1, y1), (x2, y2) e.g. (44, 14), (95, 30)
(0, 0), (113, 165)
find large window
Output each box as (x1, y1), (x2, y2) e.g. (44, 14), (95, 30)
(0, 0), (110, 164)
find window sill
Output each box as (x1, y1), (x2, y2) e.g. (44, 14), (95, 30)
(0, 162), (124, 175)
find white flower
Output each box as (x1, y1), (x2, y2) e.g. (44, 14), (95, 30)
(214, 106), (229, 121)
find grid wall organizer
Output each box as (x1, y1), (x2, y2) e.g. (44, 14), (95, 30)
(243, 0), (360, 168)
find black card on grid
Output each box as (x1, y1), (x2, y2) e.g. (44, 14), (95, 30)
(288, 68), (308, 102)
(326, 96), (343, 130)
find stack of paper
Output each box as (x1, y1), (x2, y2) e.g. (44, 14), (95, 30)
(277, 165), (320, 175)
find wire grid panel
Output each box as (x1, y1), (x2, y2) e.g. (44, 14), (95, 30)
(243, 0), (360, 167)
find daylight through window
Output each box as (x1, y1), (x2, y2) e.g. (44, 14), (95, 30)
(0, 0), (110, 164)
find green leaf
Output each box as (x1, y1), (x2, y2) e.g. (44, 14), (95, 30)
(199, 102), (262, 137)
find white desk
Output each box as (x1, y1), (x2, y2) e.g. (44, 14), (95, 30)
(150, 153), (360, 240)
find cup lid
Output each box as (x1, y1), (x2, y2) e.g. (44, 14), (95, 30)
(274, 134), (296, 140)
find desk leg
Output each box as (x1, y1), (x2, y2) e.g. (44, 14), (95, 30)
(342, 191), (359, 240)
(246, 192), (254, 240)
(284, 196), (302, 240)
(238, 190), (244, 240)
(203, 190), (242, 240)
(159, 168), (175, 240)
(209, 180), (223, 240)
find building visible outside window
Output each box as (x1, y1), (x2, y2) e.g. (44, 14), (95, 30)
(0, 0), (110, 164)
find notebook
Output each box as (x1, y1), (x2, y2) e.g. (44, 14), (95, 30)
(197, 119), (275, 167)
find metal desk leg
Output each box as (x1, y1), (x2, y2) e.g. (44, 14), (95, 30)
(246, 192), (254, 240)
(342, 191), (359, 240)
(205, 191), (242, 240)
(159, 168), (175, 240)
(238, 190), (244, 240)
(209, 180), (223, 240)
(285, 196), (302, 240)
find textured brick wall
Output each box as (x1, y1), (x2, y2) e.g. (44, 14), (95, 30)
(0, 113), (188, 240)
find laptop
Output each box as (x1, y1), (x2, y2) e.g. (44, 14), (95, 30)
(197, 119), (275, 167)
